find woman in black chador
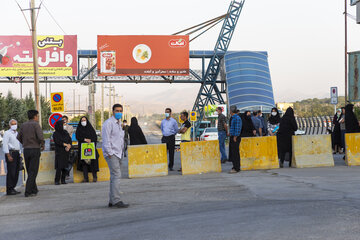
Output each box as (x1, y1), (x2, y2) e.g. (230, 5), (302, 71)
(53, 120), (72, 185)
(128, 117), (147, 145)
(277, 107), (298, 168)
(345, 104), (360, 134)
(76, 116), (99, 182)
(240, 111), (255, 137)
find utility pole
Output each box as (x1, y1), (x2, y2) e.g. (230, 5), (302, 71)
(101, 82), (104, 129)
(105, 83), (114, 117)
(78, 95), (80, 116)
(88, 58), (96, 127)
(345, 0), (348, 102)
(30, 0), (42, 126)
(73, 89), (75, 117)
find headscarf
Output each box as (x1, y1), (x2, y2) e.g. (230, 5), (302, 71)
(283, 107), (295, 118)
(268, 107), (280, 125)
(128, 117), (147, 145)
(75, 116), (97, 143)
(53, 120), (71, 144)
(345, 104), (360, 133)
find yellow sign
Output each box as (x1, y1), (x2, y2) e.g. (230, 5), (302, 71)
(179, 115), (184, 124)
(190, 111), (197, 122)
(51, 92), (64, 112)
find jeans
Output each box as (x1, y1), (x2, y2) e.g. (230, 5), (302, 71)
(105, 155), (122, 205)
(24, 148), (41, 196)
(218, 131), (228, 161)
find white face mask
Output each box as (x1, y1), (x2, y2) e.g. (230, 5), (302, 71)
(63, 125), (66, 130)
(81, 121), (87, 127)
(271, 112), (277, 116)
(10, 125), (17, 131)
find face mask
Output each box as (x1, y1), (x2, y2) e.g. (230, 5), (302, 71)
(10, 125), (17, 131)
(115, 112), (123, 120)
(63, 125), (66, 130)
(271, 112), (277, 116)
(123, 123), (127, 126)
(165, 113), (170, 118)
(81, 121), (87, 127)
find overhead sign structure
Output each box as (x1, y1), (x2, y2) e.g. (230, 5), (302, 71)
(351, 0), (360, 6)
(330, 87), (338, 105)
(51, 92), (64, 112)
(97, 35), (189, 76)
(48, 113), (63, 129)
(190, 111), (197, 122)
(0, 35), (77, 77)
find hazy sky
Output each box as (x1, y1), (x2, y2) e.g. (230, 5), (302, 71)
(2, 0), (360, 114)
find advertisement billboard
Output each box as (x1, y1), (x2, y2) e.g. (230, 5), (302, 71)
(0, 35), (77, 77)
(97, 35), (189, 76)
(204, 104), (227, 118)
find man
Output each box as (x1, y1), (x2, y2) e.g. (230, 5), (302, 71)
(102, 104), (129, 208)
(3, 119), (22, 195)
(122, 120), (129, 157)
(161, 108), (178, 171)
(179, 112), (191, 143)
(251, 111), (263, 136)
(17, 110), (45, 197)
(62, 115), (74, 138)
(257, 110), (267, 136)
(229, 105), (242, 174)
(216, 107), (228, 164)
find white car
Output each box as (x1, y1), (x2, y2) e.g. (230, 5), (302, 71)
(200, 127), (218, 141)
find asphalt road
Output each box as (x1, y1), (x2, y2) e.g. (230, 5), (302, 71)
(0, 122), (358, 240)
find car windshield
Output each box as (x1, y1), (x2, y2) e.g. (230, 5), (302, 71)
(205, 128), (217, 133)
(199, 123), (210, 128)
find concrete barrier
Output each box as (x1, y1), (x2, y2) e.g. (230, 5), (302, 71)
(180, 140), (221, 175)
(35, 151), (56, 185)
(73, 148), (110, 183)
(240, 136), (279, 170)
(345, 133), (360, 166)
(128, 144), (168, 178)
(292, 135), (334, 168)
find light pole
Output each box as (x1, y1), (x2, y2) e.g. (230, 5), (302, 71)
(345, 0), (348, 102)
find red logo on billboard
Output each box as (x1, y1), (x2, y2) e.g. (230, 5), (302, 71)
(168, 38), (187, 48)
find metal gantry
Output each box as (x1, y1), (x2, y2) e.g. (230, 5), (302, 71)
(192, 0), (245, 124)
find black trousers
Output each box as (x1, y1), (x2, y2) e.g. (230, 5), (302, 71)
(55, 168), (67, 183)
(280, 151), (293, 167)
(24, 148), (41, 195)
(83, 163), (97, 181)
(229, 136), (241, 172)
(162, 135), (175, 169)
(5, 151), (20, 193)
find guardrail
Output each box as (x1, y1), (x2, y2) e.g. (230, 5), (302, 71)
(295, 116), (333, 135)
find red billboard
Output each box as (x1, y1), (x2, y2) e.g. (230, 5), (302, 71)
(97, 35), (189, 76)
(0, 35), (77, 76)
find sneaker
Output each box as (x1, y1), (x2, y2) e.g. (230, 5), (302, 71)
(228, 169), (239, 174)
(113, 201), (129, 208)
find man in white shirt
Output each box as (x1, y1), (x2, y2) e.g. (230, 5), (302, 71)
(102, 104), (129, 209)
(3, 119), (22, 195)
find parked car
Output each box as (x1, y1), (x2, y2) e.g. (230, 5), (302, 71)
(175, 133), (181, 147)
(200, 127), (218, 141)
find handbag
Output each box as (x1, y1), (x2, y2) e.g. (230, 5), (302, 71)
(81, 142), (96, 164)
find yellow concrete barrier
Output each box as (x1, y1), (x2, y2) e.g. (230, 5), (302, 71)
(74, 148), (110, 183)
(240, 136), (279, 170)
(128, 144), (168, 178)
(180, 140), (221, 175)
(36, 151), (56, 185)
(345, 133), (360, 166)
(292, 135), (334, 168)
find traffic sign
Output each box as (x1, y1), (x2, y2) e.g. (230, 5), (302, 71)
(48, 113), (63, 129)
(190, 111), (197, 122)
(51, 92), (64, 112)
(330, 87), (338, 105)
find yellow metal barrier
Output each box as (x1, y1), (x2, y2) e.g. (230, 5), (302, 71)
(180, 140), (221, 175)
(73, 148), (110, 183)
(345, 133), (360, 166)
(128, 144), (168, 178)
(292, 135), (334, 168)
(240, 136), (279, 170)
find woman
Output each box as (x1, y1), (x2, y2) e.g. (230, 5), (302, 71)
(75, 116), (99, 182)
(267, 107), (280, 136)
(332, 109), (342, 154)
(339, 107), (346, 152)
(345, 104), (360, 133)
(277, 107), (298, 168)
(240, 111), (256, 137)
(53, 120), (72, 185)
(128, 117), (147, 145)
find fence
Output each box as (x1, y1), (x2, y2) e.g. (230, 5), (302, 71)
(295, 116), (333, 135)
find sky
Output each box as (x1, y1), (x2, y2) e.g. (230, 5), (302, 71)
(1, 0), (360, 114)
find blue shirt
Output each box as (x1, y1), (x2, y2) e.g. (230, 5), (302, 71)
(251, 116), (263, 130)
(230, 114), (242, 136)
(161, 118), (178, 137)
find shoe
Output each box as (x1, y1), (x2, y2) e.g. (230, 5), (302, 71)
(177, 168), (182, 172)
(113, 201), (129, 208)
(14, 190), (21, 195)
(221, 159), (227, 164)
(228, 169), (239, 174)
(93, 177), (97, 183)
(61, 181), (67, 184)
(108, 203), (113, 208)
(169, 168), (174, 171)
(280, 163), (284, 168)
(25, 193), (36, 197)
(55, 182), (60, 185)
(7, 190), (17, 196)
(82, 179), (89, 183)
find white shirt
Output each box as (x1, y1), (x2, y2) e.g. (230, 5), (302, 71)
(102, 116), (124, 159)
(3, 129), (22, 154)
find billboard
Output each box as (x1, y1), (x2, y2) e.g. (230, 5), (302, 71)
(204, 104), (227, 118)
(0, 35), (77, 76)
(97, 35), (189, 76)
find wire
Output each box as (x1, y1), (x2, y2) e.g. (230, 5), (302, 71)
(172, 14), (226, 35)
(190, 17), (224, 42)
(13, 0), (31, 30)
(36, 0), (44, 23)
(42, 2), (67, 35)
